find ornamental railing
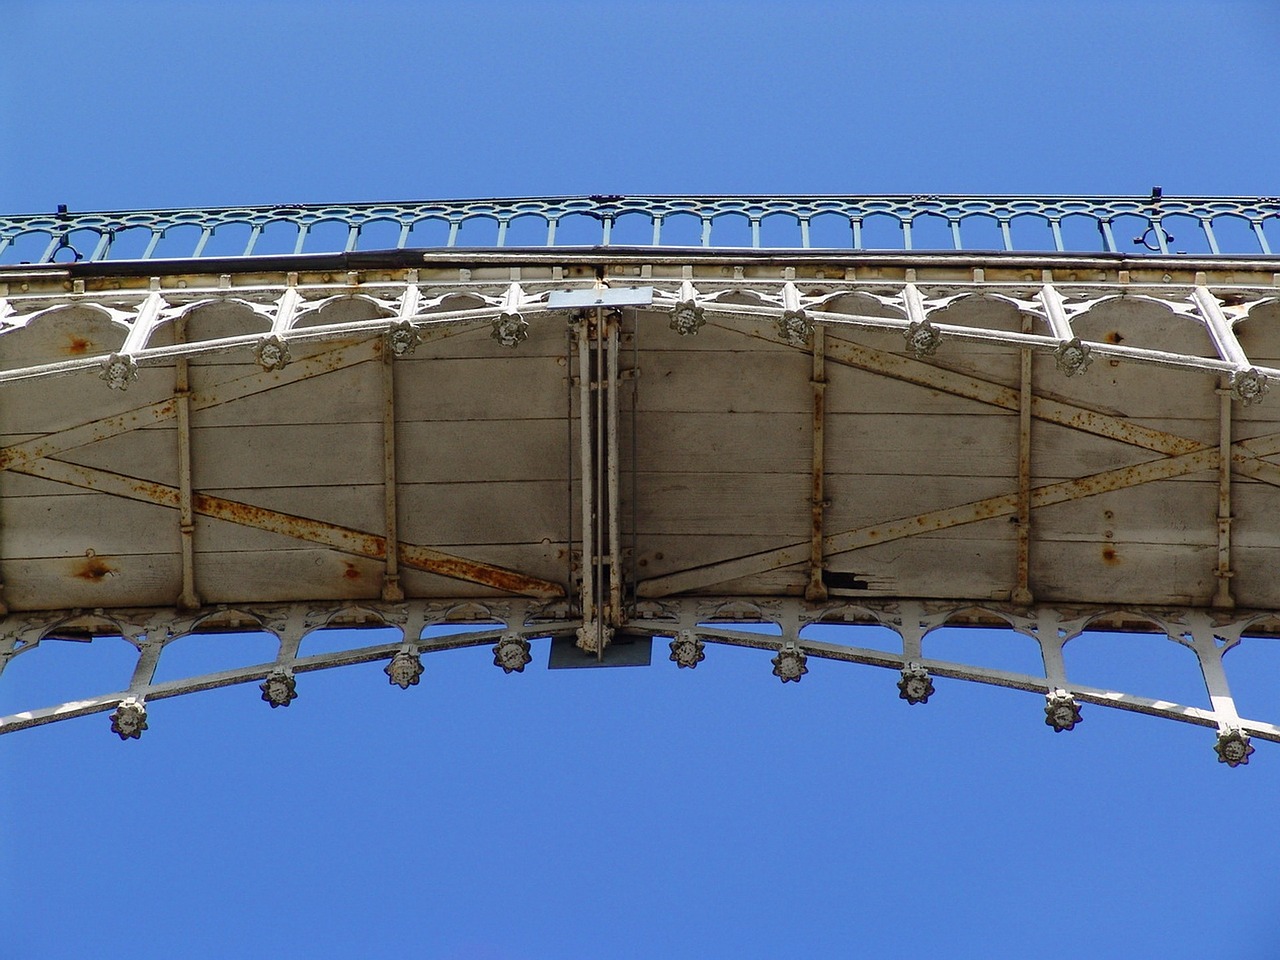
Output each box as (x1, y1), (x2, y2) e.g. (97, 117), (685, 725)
(2, 193), (1279, 265)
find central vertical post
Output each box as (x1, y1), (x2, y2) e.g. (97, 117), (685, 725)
(575, 307), (623, 657)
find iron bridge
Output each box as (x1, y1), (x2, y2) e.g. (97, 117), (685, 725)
(2, 192), (1280, 768)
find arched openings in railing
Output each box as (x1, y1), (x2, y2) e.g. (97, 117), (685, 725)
(799, 618), (903, 655)
(1062, 619), (1211, 710)
(858, 213), (905, 250)
(501, 213), (552, 247)
(955, 214), (1005, 252)
(151, 630), (280, 685)
(710, 213), (751, 248)
(352, 217), (404, 251)
(0, 229), (57, 265)
(656, 212), (703, 247)
(905, 213), (955, 251)
(921, 612), (1045, 678)
(453, 215), (500, 248)
(0, 634), (139, 717)
(757, 212), (801, 249)
(300, 218), (357, 255)
(404, 216), (451, 248)
(606, 212), (653, 246)
(239, 219), (302, 257)
(808, 212), (855, 249)
(552, 212), (604, 246)
(1210, 214), (1264, 256)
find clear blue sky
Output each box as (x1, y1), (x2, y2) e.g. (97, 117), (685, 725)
(3, 2), (1280, 958)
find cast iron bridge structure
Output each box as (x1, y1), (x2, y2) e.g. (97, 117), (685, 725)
(2, 192), (1280, 766)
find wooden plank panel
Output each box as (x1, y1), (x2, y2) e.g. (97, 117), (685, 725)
(394, 355), (569, 422)
(2, 553), (180, 610)
(1030, 540), (1215, 606)
(399, 419), (568, 484)
(635, 472), (809, 536)
(1029, 478), (1218, 546)
(824, 412), (1018, 478)
(2, 492), (181, 557)
(191, 358), (383, 427)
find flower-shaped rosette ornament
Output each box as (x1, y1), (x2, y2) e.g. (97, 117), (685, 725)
(897, 664), (934, 705)
(100, 353), (139, 391)
(670, 301), (706, 336)
(386, 320), (419, 358)
(1214, 728), (1255, 767)
(492, 634), (533, 674)
(771, 642), (808, 683)
(384, 650), (424, 689)
(110, 699), (148, 740)
(1044, 691), (1083, 732)
(776, 310), (813, 347)
(1231, 368), (1268, 406)
(668, 631), (706, 669)
(904, 319), (942, 358)
(491, 312), (529, 348)
(255, 335), (291, 371)
(260, 670), (298, 708)
(1053, 337), (1092, 377)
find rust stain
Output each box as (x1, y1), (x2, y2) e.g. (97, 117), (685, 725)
(1101, 547), (1120, 565)
(1104, 331), (1125, 344)
(74, 556), (116, 581)
(67, 336), (92, 355)
(343, 563), (361, 580)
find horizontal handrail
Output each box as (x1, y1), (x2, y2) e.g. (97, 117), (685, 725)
(1, 193), (1278, 264)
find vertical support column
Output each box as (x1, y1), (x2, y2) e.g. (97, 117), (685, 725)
(175, 318), (200, 611)
(1214, 379), (1235, 609)
(1012, 315), (1034, 605)
(575, 315), (597, 648)
(380, 335), (404, 602)
(606, 311), (623, 627)
(805, 325), (828, 602)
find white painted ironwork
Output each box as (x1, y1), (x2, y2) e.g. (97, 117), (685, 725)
(2, 228), (1280, 766)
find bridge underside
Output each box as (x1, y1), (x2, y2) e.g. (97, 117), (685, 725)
(2, 248), (1278, 758)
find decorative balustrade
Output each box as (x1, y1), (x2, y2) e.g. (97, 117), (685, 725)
(2, 193), (1279, 265)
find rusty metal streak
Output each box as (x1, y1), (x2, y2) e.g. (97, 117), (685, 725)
(0, 339), (380, 474)
(16, 458), (566, 599)
(638, 447), (1222, 597)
